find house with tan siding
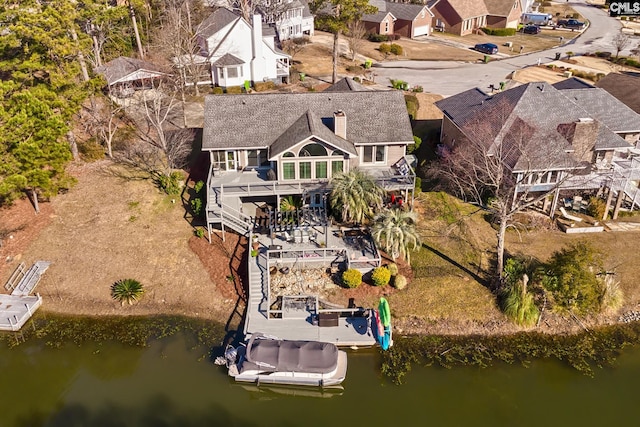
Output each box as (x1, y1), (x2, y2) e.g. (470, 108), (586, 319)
(202, 78), (416, 238)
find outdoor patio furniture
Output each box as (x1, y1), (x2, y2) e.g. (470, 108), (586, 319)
(560, 207), (582, 222)
(572, 196), (582, 212)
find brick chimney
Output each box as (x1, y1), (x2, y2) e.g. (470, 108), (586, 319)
(334, 110), (346, 139)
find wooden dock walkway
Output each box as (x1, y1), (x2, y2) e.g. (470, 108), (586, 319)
(243, 245), (377, 348)
(1, 261), (49, 331)
(0, 294), (42, 331)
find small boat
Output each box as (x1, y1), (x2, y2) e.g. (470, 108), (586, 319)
(220, 333), (348, 387)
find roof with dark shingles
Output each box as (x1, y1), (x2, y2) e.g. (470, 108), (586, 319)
(596, 73), (640, 114)
(269, 110), (358, 159)
(197, 8), (240, 39)
(202, 91), (414, 150)
(324, 77), (371, 92)
(436, 82), (640, 171)
(213, 53), (245, 66)
(552, 77), (594, 90)
(95, 57), (165, 85)
(384, 2), (429, 20)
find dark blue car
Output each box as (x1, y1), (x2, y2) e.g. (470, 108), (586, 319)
(474, 43), (499, 54)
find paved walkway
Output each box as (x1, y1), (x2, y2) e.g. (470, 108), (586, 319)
(605, 221), (640, 231)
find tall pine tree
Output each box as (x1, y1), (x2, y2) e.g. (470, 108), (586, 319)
(0, 1), (93, 209)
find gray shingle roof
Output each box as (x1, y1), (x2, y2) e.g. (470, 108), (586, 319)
(269, 110), (357, 159)
(436, 82), (640, 171)
(324, 77), (370, 92)
(203, 91), (414, 151)
(198, 8), (239, 39)
(213, 53), (245, 66)
(362, 11), (395, 23)
(95, 57), (165, 85)
(560, 88), (640, 132)
(385, 2), (429, 21)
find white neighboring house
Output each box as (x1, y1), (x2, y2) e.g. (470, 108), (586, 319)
(260, 0), (315, 41)
(198, 8), (291, 88)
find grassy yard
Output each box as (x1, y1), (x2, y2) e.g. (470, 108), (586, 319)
(389, 191), (640, 335)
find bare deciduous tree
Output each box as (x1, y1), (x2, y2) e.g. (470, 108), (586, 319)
(428, 99), (592, 283)
(346, 20), (366, 61)
(613, 32), (631, 59)
(87, 97), (126, 158)
(116, 79), (194, 178)
(281, 37), (309, 60)
(154, 0), (210, 96)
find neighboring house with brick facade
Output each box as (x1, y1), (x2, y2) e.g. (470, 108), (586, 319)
(362, 0), (439, 39)
(431, 0), (521, 35)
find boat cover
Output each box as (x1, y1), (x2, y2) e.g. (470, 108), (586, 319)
(245, 335), (339, 374)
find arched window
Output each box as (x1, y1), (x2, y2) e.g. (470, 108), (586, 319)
(332, 149), (345, 157)
(299, 143), (327, 157)
(283, 151), (295, 158)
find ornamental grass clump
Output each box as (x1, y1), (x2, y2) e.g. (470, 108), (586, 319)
(393, 274), (407, 290)
(111, 279), (144, 306)
(387, 263), (399, 276)
(342, 268), (362, 289)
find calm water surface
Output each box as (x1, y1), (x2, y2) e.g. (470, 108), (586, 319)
(1, 333), (638, 426)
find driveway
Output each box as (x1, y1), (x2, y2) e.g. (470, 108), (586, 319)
(371, 1), (631, 96)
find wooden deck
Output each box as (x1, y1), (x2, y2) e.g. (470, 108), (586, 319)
(243, 234), (378, 348)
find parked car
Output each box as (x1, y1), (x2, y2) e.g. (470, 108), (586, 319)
(474, 43), (499, 55)
(556, 19), (585, 30)
(522, 25), (541, 35)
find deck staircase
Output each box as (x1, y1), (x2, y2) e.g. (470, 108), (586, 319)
(247, 251), (268, 324)
(207, 188), (253, 235)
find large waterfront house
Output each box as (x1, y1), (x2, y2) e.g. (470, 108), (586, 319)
(202, 82), (415, 341)
(202, 80), (416, 241)
(435, 81), (640, 219)
(196, 9), (290, 88)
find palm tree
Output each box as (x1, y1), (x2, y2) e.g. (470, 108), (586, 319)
(371, 208), (420, 264)
(329, 169), (384, 224)
(111, 279), (144, 306)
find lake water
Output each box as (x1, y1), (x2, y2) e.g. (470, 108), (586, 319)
(2, 332), (639, 427)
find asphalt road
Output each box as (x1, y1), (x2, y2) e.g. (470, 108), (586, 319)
(371, 1), (631, 96)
